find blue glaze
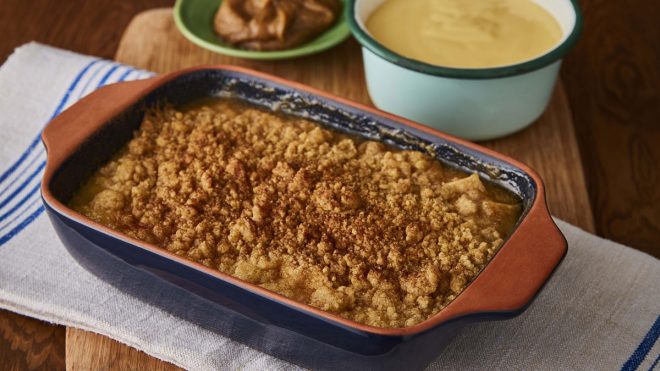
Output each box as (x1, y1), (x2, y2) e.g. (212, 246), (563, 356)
(42, 69), (541, 370)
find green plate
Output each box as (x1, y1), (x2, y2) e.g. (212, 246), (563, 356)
(174, 0), (351, 60)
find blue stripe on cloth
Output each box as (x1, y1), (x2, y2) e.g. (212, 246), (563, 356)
(0, 150), (42, 199)
(96, 64), (121, 88)
(622, 315), (660, 371)
(0, 182), (40, 221)
(76, 61), (112, 99)
(0, 161), (45, 210)
(0, 59), (101, 188)
(0, 138), (41, 188)
(649, 353), (659, 371)
(116, 67), (135, 81)
(0, 197), (40, 233)
(0, 62), (139, 246)
(0, 205), (44, 245)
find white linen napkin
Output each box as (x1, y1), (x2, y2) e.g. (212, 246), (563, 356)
(0, 43), (658, 371)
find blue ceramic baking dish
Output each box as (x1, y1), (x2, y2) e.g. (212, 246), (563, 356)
(41, 66), (566, 370)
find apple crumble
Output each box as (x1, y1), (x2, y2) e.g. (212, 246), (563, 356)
(70, 99), (521, 328)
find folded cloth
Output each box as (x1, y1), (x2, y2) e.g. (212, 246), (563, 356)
(0, 43), (658, 371)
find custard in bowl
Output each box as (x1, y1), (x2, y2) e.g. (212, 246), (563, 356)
(348, 0), (582, 140)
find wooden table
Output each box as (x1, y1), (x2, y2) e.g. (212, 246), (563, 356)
(0, 0), (657, 369)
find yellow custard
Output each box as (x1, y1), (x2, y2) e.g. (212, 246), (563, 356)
(366, 0), (563, 68)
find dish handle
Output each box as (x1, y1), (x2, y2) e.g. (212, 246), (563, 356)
(41, 77), (160, 170)
(432, 192), (567, 324)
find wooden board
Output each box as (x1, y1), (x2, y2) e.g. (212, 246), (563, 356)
(66, 8), (595, 370)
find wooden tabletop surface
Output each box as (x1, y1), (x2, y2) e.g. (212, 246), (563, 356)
(0, 0), (657, 369)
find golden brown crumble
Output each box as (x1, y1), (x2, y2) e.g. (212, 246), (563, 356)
(70, 99), (521, 328)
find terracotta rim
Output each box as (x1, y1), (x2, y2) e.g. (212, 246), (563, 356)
(41, 65), (567, 337)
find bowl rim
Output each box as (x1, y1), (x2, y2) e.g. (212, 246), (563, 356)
(173, 0), (352, 60)
(41, 65), (567, 337)
(346, 0), (583, 79)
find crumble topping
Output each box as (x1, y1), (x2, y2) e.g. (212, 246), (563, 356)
(71, 100), (521, 328)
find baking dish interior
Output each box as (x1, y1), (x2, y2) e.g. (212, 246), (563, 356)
(49, 69), (537, 216)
